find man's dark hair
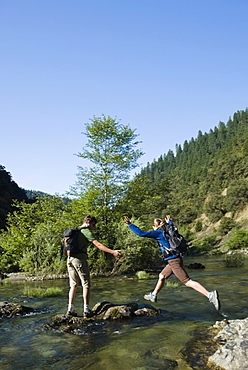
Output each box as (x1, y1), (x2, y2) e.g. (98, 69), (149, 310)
(84, 215), (97, 225)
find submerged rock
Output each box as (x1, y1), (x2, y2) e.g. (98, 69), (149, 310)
(0, 301), (34, 318)
(187, 263), (205, 269)
(208, 317), (248, 370)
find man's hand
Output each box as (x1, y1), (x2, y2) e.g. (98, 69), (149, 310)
(124, 217), (131, 225)
(113, 250), (123, 258)
(165, 215), (172, 222)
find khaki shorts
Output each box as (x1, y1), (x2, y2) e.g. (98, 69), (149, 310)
(160, 257), (190, 284)
(67, 257), (90, 289)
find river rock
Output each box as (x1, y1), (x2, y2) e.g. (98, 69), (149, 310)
(44, 301), (167, 333)
(0, 272), (8, 279)
(208, 317), (248, 370)
(0, 301), (34, 318)
(187, 262), (205, 269)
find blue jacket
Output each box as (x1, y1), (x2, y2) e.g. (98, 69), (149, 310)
(128, 223), (179, 261)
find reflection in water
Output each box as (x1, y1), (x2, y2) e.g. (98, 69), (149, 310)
(0, 256), (247, 369)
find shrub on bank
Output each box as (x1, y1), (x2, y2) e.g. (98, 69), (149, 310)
(223, 252), (245, 268)
(224, 229), (248, 251)
(190, 235), (217, 253)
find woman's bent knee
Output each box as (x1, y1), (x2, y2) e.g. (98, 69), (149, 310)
(185, 279), (193, 287)
(159, 273), (166, 280)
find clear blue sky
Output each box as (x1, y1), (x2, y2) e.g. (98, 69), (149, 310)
(1, 0), (248, 195)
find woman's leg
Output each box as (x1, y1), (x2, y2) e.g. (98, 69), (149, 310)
(185, 279), (210, 297)
(152, 263), (173, 295)
(169, 257), (210, 297)
(152, 273), (166, 295)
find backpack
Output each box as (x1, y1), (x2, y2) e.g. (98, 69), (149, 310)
(160, 223), (188, 257)
(60, 226), (86, 258)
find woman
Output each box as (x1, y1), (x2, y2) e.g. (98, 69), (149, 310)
(124, 216), (220, 311)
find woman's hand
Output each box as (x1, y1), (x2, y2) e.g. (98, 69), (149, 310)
(124, 217), (131, 225)
(165, 215), (172, 222)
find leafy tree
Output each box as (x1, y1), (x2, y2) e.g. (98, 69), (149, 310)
(117, 175), (171, 225)
(190, 235), (217, 253)
(0, 197), (72, 273)
(112, 218), (161, 273)
(72, 115), (144, 247)
(195, 219), (203, 232)
(204, 194), (227, 222)
(226, 179), (248, 211)
(218, 217), (236, 236)
(0, 165), (28, 229)
(74, 115), (144, 211)
(224, 229), (248, 251)
(224, 252), (245, 268)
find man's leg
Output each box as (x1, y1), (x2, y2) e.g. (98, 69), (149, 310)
(67, 257), (80, 314)
(69, 286), (77, 305)
(83, 287), (90, 305)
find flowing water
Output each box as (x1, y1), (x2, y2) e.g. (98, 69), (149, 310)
(0, 256), (247, 370)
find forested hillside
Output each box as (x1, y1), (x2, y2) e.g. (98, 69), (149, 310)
(119, 109), (248, 229)
(0, 165), (28, 229)
(1, 110), (248, 275)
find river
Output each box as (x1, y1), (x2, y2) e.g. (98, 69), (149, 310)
(0, 255), (247, 369)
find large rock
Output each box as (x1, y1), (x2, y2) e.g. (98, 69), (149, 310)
(43, 301), (172, 334)
(0, 301), (34, 318)
(208, 317), (248, 370)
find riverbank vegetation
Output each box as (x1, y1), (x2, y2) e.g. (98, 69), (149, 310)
(1, 110), (248, 276)
(23, 286), (63, 298)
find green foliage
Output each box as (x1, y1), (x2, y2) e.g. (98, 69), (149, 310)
(224, 229), (248, 250)
(190, 235), (217, 253)
(177, 224), (194, 242)
(136, 271), (155, 279)
(19, 221), (63, 274)
(23, 286), (62, 297)
(225, 178), (248, 211)
(138, 109), (248, 225)
(223, 252), (245, 268)
(74, 115), (144, 210)
(204, 194), (227, 223)
(113, 219), (161, 273)
(218, 217), (236, 236)
(0, 165), (28, 229)
(195, 219), (203, 232)
(2, 109), (248, 275)
(0, 196), (75, 273)
(1, 278), (12, 285)
(165, 281), (179, 288)
(71, 114), (144, 250)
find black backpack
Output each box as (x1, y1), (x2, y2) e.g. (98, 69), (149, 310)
(160, 223), (188, 257)
(61, 227), (86, 258)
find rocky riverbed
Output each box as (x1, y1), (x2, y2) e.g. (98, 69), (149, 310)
(207, 317), (248, 370)
(1, 299), (247, 369)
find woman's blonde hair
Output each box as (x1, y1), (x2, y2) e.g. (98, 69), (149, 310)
(153, 218), (166, 228)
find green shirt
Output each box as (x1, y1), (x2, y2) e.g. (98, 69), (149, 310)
(71, 227), (96, 260)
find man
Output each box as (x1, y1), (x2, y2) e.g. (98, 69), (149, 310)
(67, 215), (122, 317)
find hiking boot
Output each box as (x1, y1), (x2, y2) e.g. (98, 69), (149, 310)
(66, 311), (78, 317)
(144, 292), (157, 303)
(209, 290), (220, 311)
(83, 310), (93, 318)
